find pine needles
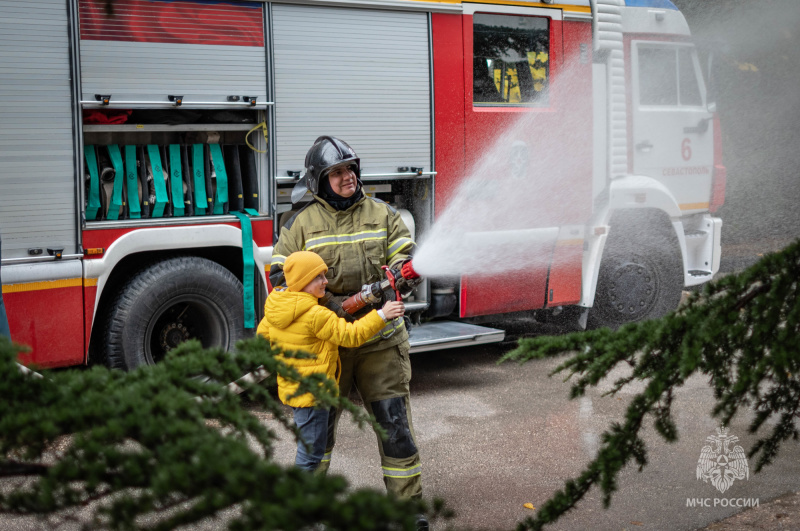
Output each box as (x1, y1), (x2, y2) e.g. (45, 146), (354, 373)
(502, 239), (800, 530)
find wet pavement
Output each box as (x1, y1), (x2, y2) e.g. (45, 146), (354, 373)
(264, 338), (800, 531)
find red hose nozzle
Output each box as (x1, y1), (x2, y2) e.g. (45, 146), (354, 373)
(401, 260), (420, 280)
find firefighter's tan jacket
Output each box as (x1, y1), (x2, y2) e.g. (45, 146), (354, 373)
(257, 287), (385, 407)
(270, 194), (415, 352)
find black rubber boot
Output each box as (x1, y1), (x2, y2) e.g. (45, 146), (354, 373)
(416, 514), (429, 531)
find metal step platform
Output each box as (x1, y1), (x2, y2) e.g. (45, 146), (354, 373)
(407, 320), (505, 353)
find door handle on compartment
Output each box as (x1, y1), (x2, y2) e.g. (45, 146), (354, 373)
(636, 140), (653, 152)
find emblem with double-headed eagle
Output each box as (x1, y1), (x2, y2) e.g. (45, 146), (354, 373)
(696, 427), (749, 493)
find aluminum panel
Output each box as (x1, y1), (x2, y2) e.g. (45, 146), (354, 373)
(0, 0), (77, 260)
(272, 4), (431, 176)
(80, 42), (268, 103)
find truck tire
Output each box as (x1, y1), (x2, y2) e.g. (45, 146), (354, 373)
(588, 228), (683, 330)
(105, 256), (244, 370)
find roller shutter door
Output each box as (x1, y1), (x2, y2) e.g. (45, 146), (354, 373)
(0, 0), (77, 259)
(78, 0), (267, 106)
(272, 4), (431, 176)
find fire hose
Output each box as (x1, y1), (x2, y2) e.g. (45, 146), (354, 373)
(341, 260), (422, 315)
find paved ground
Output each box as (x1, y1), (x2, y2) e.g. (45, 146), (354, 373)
(717, 237), (795, 275)
(259, 335), (800, 531)
(701, 490), (800, 531)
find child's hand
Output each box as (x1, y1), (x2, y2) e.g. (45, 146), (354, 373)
(381, 300), (405, 320)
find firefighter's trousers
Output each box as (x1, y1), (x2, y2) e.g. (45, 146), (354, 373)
(316, 342), (422, 499)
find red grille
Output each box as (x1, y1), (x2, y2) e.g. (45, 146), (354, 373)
(79, 0), (264, 47)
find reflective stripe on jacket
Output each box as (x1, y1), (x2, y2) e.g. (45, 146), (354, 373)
(269, 194), (415, 353)
(270, 195), (415, 295)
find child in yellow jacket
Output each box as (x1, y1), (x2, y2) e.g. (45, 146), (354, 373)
(257, 250), (404, 471)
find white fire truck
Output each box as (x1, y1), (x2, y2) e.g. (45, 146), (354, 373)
(0, 0), (724, 369)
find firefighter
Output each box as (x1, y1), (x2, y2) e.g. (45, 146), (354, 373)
(270, 136), (427, 529)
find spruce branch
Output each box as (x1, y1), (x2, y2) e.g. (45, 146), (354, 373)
(0, 336), (437, 530)
(0, 461), (50, 478)
(503, 239), (800, 530)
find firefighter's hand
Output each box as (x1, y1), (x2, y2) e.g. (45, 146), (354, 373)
(381, 286), (399, 303)
(321, 291), (356, 321)
(393, 272), (422, 298)
(381, 300), (405, 320)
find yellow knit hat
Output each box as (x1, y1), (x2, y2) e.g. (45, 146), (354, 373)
(284, 251), (328, 292)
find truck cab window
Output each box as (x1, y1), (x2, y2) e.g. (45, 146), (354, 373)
(473, 13), (549, 106)
(638, 46), (678, 106)
(678, 48), (702, 106)
(638, 45), (703, 107)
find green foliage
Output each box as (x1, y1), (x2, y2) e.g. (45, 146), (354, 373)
(502, 239), (800, 531)
(0, 336), (436, 530)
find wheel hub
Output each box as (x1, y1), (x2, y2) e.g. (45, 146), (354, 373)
(605, 255), (658, 319)
(147, 296), (229, 364)
(159, 322), (190, 352)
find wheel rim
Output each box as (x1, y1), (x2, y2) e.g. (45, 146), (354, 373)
(144, 294), (229, 365)
(602, 253), (660, 321)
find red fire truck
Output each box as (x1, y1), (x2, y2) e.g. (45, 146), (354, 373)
(0, 0), (724, 369)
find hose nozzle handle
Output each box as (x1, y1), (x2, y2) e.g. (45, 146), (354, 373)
(382, 265), (402, 301)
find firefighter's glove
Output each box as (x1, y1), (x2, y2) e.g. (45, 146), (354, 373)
(321, 291), (356, 322)
(381, 287), (398, 303)
(391, 269), (422, 298)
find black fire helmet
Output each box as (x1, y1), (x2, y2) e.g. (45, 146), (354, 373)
(302, 136), (361, 195)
